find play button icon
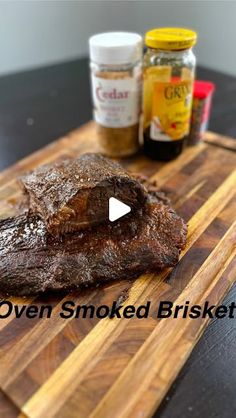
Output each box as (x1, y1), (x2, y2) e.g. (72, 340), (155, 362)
(109, 197), (131, 222)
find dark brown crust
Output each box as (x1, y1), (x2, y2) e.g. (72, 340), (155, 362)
(0, 194), (187, 296)
(1, 161), (187, 296)
(131, 173), (170, 205)
(21, 153), (147, 235)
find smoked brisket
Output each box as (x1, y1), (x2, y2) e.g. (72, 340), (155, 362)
(20, 153), (147, 236)
(0, 198), (187, 296)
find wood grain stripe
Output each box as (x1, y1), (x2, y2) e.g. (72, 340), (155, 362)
(0, 389), (20, 418)
(183, 170), (236, 255)
(21, 276), (165, 418)
(0, 297), (34, 332)
(150, 142), (206, 187)
(21, 171), (236, 418)
(175, 179), (206, 209)
(204, 131), (236, 152)
(0, 292), (96, 388)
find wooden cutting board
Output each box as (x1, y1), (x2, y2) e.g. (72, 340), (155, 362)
(0, 122), (235, 418)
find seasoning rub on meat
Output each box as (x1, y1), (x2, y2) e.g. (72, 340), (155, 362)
(20, 153), (147, 236)
(0, 197), (187, 295)
(0, 153), (187, 296)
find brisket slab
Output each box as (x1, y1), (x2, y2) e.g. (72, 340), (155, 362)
(20, 153), (147, 236)
(0, 198), (187, 296)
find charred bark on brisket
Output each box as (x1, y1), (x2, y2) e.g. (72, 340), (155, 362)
(20, 153), (147, 236)
(0, 199), (187, 296)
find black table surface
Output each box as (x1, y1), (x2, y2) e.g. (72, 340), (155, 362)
(0, 59), (235, 418)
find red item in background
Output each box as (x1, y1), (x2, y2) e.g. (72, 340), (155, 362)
(194, 80), (215, 99)
(188, 80), (215, 145)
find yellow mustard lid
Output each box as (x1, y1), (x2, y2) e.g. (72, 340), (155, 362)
(145, 27), (197, 50)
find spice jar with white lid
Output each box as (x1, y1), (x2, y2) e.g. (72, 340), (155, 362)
(89, 32), (142, 157)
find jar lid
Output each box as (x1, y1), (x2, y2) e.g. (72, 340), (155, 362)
(89, 32), (142, 65)
(145, 27), (197, 50)
(194, 80), (215, 99)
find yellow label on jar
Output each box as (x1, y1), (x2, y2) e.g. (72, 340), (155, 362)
(150, 79), (193, 141)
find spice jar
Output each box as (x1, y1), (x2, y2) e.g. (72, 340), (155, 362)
(89, 32), (142, 157)
(188, 80), (215, 145)
(143, 27), (197, 160)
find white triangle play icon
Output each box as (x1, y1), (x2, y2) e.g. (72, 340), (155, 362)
(109, 197), (131, 222)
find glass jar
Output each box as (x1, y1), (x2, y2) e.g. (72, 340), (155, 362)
(89, 32), (142, 157)
(143, 28), (197, 160)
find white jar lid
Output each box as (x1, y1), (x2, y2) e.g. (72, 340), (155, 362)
(89, 32), (142, 65)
